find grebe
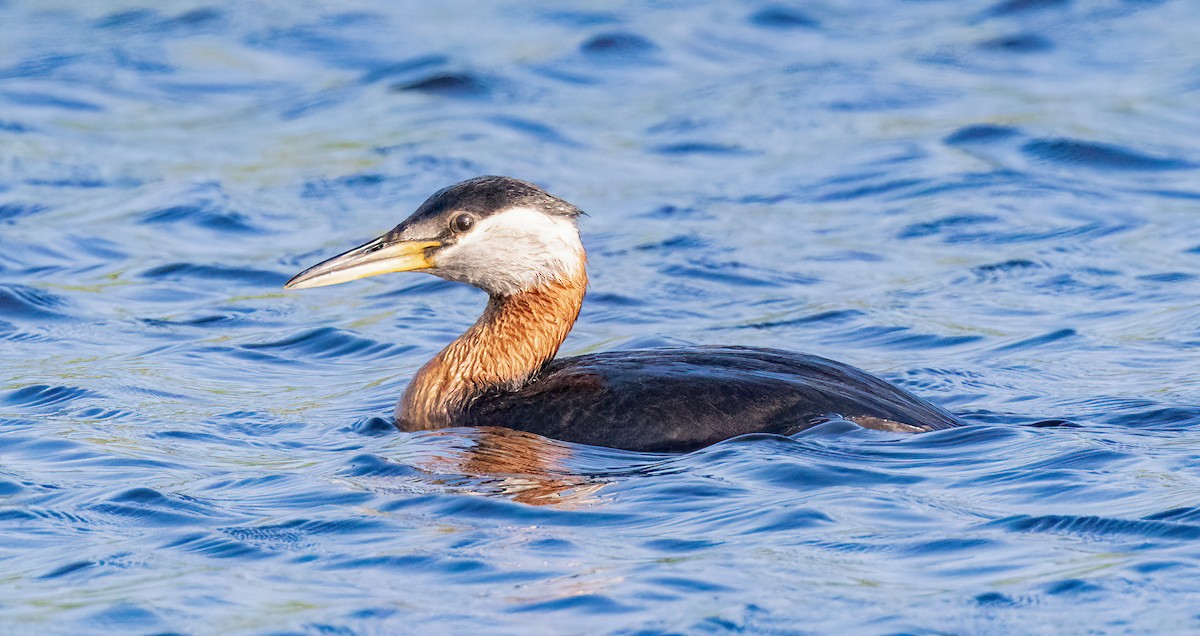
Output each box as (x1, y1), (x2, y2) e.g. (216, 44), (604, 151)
(286, 176), (962, 452)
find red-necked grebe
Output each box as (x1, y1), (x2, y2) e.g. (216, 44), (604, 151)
(285, 176), (962, 452)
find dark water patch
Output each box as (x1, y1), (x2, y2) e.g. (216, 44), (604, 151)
(140, 262), (289, 287)
(141, 313), (243, 328)
(281, 88), (350, 120)
(662, 261), (814, 288)
(322, 554), (438, 572)
(508, 593), (634, 615)
(642, 537), (720, 553)
(1017, 447), (1129, 471)
(393, 72), (496, 99)
(4, 384), (99, 409)
(0, 202), (48, 222)
(0, 53), (84, 79)
(139, 203), (262, 233)
(993, 328), (1078, 352)
(816, 178), (927, 202)
(0, 434), (86, 460)
(165, 7), (224, 29)
(586, 292), (647, 308)
(1145, 507), (1200, 523)
(95, 8), (159, 30)
(809, 250), (885, 263)
(86, 487), (231, 528)
(987, 0), (1071, 17)
(749, 6), (820, 29)
(489, 116), (579, 146)
(728, 308), (864, 330)
(975, 592), (1019, 607)
(0, 505), (90, 524)
(1, 90), (103, 112)
(944, 124), (1022, 146)
(0, 120), (31, 132)
(165, 531), (273, 559)
(74, 406), (131, 420)
(25, 176), (114, 188)
(228, 517), (392, 541)
(825, 84), (946, 112)
(246, 18), (392, 71)
(1137, 272), (1195, 284)
(338, 454), (423, 478)
(580, 32), (658, 58)
(200, 411), (328, 442)
(744, 507), (834, 533)
(906, 537), (999, 556)
(346, 416), (396, 436)
(899, 170), (1026, 201)
(1131, 561), (1182, 574)
(827, 324), (982, 350)
(972, 258), (1045, 282)
(898, 214), (998, 239)
(147, 79), (281, 97)
(968, 219), (1127, 245)
(0, 478), (24, 497)
(240, 327), (411, 361)
(639, 205), (706, 219)
(1045, 579), (1103, 595)
(978, 33), (1054, 53)
(359, 55), (448, 85)
(300, 172), (403, 200)
(1022, 138), (1194, 171)
(539, 10), (622, 27)
(40, 560), (98, 579)
(988, 514), (1200, 540)
(1104, 406), (1200, 428)
(112, 49), (175, 75)
(1131, 188), (1200, 201)
(633, 234), (709, 251)
(149, 429), (215, 441)
(651, 142), (758, 156)
(737, 454), (922, 489)
(118, 385), (195, 402)
(380, 494), (636, 527)
(84, 603), (164, 631)
(888, 423), (1037, 455)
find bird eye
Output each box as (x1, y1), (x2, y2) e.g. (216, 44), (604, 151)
(450, 213), (475, 233)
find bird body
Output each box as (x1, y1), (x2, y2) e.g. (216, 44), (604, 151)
(286, 176), (962, 452)
(459, 346), (959, 452)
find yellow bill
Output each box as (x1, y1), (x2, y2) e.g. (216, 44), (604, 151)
(284, 236), (441, 290)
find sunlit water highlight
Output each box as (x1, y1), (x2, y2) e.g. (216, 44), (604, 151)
(2, 1), (1199, 633)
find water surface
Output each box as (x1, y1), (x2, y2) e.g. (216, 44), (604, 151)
(2, 1), (1200, 633)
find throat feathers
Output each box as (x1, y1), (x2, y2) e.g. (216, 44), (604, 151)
(397, 253), (586, 429)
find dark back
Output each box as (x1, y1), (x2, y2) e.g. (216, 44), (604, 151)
(459, 346), (962, 452)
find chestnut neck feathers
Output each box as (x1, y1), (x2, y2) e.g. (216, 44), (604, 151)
(397, 261), (587, 430)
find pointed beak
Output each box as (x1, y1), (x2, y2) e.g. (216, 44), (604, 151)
(284, 234), (442, 290)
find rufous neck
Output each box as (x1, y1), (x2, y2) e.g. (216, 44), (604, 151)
(396, 266), (586, 430)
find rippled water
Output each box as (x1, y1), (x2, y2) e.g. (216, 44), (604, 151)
(3, 0), (1200, 633)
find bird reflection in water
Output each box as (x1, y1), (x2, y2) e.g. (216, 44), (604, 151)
(426, 427), (611, 507)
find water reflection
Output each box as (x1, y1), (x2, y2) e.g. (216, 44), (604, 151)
(427, 427), (611, 506)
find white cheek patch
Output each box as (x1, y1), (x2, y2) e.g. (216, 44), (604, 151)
(432, 207), (584, 296)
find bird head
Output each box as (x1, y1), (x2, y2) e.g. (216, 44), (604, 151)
(285, 176), (585, 297)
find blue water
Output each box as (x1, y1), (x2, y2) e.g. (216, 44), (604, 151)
(2, 0), (1199, 633)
